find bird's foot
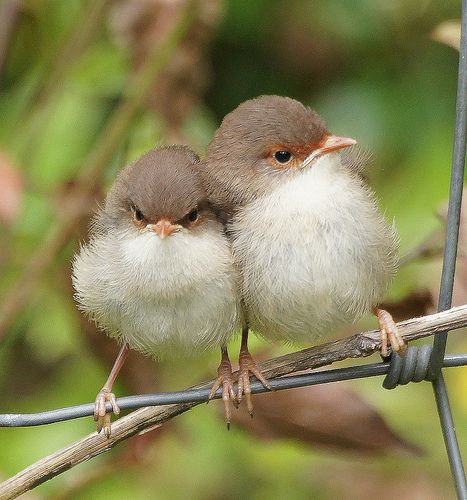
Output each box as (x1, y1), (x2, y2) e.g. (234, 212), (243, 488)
(375, 308), (407, 358)
(237, 348), (272, 417)
(209, 354), (237, 429)
(94, 388), (120, 438)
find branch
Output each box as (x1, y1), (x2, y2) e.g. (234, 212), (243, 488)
(0, 304), (466, 499)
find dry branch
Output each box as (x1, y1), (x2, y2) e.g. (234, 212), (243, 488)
(0, 304), (466, 499)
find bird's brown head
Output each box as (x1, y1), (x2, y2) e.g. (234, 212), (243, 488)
(103, 146), (209, 239)
(202, 95), (356, 214)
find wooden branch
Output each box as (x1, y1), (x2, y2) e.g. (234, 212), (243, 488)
(1, 304), (466, 499)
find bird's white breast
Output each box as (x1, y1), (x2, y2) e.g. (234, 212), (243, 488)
(230, 154), (398, 344)
(72, 221), (241, 358)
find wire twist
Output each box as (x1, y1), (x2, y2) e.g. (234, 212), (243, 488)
(383, 345), (434, 389)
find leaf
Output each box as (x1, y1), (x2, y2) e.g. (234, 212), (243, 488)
(431, 20), (461, 51)
(0, 152), (23, 225)
(226, 381), (422, 456)
(379, 289), (434, 321)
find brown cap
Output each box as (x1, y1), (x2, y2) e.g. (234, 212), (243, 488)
(201, 95), (337, 217)
(106, 145), (206, 224)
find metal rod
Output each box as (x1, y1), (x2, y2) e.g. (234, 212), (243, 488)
(433, 375), (467, 499)
(430, 0), (467, 371)
(428, 1), (467, 496)
(0, 353), (465, 428)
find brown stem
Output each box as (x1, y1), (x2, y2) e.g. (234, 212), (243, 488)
(0, 0), (21, 87)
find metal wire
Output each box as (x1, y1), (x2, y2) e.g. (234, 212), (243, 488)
(0, 353), (465, 428)
(381, 2), (467, 495)
(426, 1), (467, 496)
(383, 345), (434, 389)
(430, 0), (467, 374)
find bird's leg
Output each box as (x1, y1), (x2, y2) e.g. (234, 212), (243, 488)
(374, 308), (407, 358)
(94, 342), (129, 438)
(209, 346), (237, 429)
(237, 327), (272, 417)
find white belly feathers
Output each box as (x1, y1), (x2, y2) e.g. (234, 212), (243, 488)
(72, 219), (241, 358)
(229, 154), (398, 344)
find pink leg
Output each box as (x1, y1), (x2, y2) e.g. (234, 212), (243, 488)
(237, 327), (271, 417)
(208, 346), (236, 429)
(94, 343), (129, 438)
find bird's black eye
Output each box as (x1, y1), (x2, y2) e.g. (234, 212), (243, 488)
(273, 150), (292, 164)
(133, 207), (144, 221)
(187, 209), (199, 222)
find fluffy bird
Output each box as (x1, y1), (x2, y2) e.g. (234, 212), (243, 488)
(73, 146), (241, 434)
(201, 95), (403, 412)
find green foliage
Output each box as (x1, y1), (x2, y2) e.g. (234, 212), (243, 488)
(0, 0), (465, 498)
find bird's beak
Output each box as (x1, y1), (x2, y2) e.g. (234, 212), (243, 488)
(302, 134), (357, 168)
(151, 219), (180, 239)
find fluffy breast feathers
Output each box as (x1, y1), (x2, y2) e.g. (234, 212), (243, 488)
(72, 217), (241, 358)
(229, 153), (398, 344)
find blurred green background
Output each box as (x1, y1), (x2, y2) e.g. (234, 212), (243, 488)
(0, 0), (466, 498)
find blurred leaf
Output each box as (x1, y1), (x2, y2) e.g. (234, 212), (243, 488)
(125, 111), (164, 162)
(0, 69), (42, 143)
(380, 289), (434, 321)
(432, 20), (461, 51)
(0, 152), (23, 224)
(25, 90), (107, 190)
(182, 105), (217, 151)
(70, 41), (128, 97)
(25, 286), (81, 363)
(13, 191), (53, 240)
(227, 382), (422, 455)
(390, 190), (467, 310)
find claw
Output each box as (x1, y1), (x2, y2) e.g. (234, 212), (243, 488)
(237, 344), (271, 417)
(94, 388), (120, 438)
(375, 308), (407, 358)
(209, 349), (236, 428)
(91, 344), (129, 438)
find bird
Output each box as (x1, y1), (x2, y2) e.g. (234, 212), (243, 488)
(200, 95), (404, 413)
(72, 145), (242, 435)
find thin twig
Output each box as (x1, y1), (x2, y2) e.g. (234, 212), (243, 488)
(0, 0), (198, 340)
(0, 0), (21, 87)
(0, 304), (466, 499)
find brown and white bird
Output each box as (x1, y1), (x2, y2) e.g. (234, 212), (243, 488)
(72, 146), (242, 434)
(201, 95), (404, 412)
